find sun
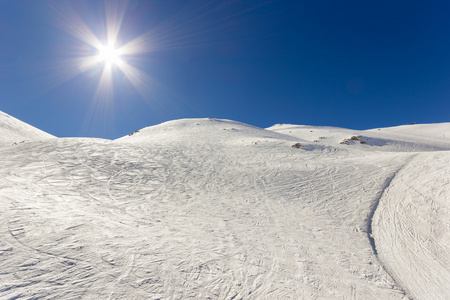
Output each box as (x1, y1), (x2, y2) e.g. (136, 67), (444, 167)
(96, 43), (122, 66)
(48, 0), (159, 106)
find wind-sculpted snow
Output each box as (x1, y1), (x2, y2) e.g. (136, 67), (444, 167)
(0, 116), (448, 299)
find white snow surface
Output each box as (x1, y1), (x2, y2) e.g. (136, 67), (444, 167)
(0, 111), (55, 145)
(0, 114), (449, 299)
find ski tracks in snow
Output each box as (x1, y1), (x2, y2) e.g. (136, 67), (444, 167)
(373, 152), (450, 300)
(0, 136), (439, 299)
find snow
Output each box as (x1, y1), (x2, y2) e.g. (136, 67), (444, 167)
(269, 123), (450, 152)
(117, 118), (300, 145)
(0, 111), (55, 145)
(0, 113), (448, 299)
(373, 152), (450, 299)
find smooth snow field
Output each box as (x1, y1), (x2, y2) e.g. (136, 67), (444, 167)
(0, 112), (449, 299)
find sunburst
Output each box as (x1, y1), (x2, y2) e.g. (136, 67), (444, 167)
(41, 0), (263, 137)
(40, 0), (166, 137)
(46, 0), (158, 106)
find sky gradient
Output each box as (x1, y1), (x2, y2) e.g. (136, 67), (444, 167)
(0, 0), (449, 139)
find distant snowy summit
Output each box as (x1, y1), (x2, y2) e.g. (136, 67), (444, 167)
(0, 111), (54, 145)
(268, 122), (450, 152)
(1, 109), (450, 152)
(119, 117), (450, 152)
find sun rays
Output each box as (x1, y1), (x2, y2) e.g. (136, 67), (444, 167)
(46, 0), (156, 106)
(36, 0), (267, 137)
(40, 0), (164, 137)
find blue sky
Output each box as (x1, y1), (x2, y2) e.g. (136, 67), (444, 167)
(0, 0), (449, 139)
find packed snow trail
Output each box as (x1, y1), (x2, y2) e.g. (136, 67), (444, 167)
(373, 152), (450, 300)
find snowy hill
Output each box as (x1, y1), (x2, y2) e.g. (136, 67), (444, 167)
(268, 123), (450, 152)
(0, 111), (55, 145)
(0, 113), (448, 299)
(117, 118), (300, 145)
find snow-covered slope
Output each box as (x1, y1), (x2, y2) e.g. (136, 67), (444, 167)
(268, 123), (450, 152)
(117, 118), (300, 145)
(373, 152), (450, 299)
(0, 111), (54, 145)
(0, 114), (448, 299)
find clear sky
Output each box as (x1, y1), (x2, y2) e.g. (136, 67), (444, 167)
(0, 0), (449, 139)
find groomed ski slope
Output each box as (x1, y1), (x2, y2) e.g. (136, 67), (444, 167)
(0, 114), (448, 299)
